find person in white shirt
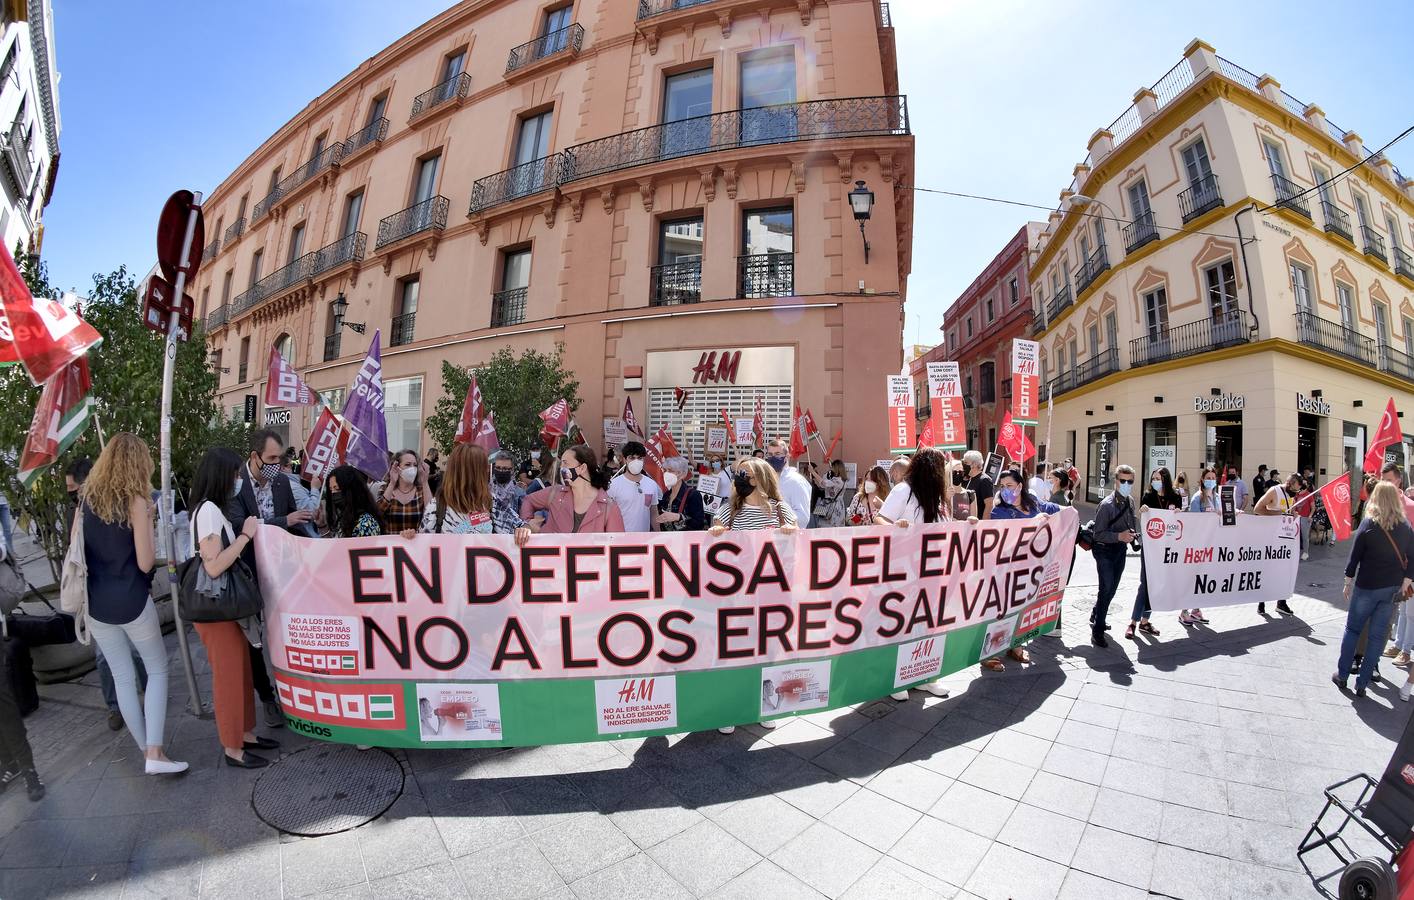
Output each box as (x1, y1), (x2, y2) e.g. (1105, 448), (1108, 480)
(1028, 465), (1052, 503)
(607, 441), (662, 533)
(765, 438), (812, 527)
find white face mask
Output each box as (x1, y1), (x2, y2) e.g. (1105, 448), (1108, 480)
(627, 459), (645, 475)
(401, 466), (418, 484)
(231, 477), (243, 499)
(663, 472), (679, 489)
(863, 481), (877, 494)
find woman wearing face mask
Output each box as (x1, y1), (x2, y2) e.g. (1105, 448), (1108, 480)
(378, 450), (432, 536)
(1174, 471), (1190, 511)
(520, 444), (624, 534)
(656, 457), (706, 532)
(1048, 468), (1072, 507)
(988, 468), (1060, 521)
(1180, 466), (1222, 626)
(418, 444), (532, 543)
(847, 466), (891, 525)
(322, 466), (382, 537)
(1125, 468), (1184, 640)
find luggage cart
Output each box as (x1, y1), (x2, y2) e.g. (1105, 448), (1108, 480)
(1298, 773), (1408, 899)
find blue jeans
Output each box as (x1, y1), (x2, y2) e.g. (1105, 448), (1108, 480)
(1130, 551), (1151, 622)
(1092, 544), (1128, 634)
(95, 641), (148, 714)
(88, 603), (169, 749)
(1338, 586), (1401, 690)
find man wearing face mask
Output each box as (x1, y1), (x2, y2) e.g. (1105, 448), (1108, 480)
(607, 441), (663, 533)
(489, 452), (527, 535)
(960, 450), (996, 520)
(1089, 464), (1138, 648)
(1224, 465), (1248, 511)
(765, 438), (813, 529)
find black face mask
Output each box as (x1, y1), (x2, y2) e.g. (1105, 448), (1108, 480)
(67, 489), (79, 504)
(493, 470), (514, 485)
(733, 473), (754, 498)
(951, 470), (964, 487)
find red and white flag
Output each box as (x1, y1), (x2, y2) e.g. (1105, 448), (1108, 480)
(1318, 472), (1354, 542)
(823, 428), (843, 462)
(918, 418), (935, 449)
(998, 411), (1036, 463)
(673, 387), (690, 412)
(303, 407), (352, 481)
(801, 408), (821, 444)
(0, 245), (103, 386)
(17, 357), (94, 488)
(539, 398), (571, 437)
(455, 376), (490, 444)
(1364, 398), (1403, 475)
(471, 409), (500, 452)
(644, 425), (678, 491)
(623, 397), (643, 437)
(264, 346), (317, 407)
(789, 405), (808, 460)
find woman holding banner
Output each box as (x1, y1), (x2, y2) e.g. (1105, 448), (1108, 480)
(1125, 468), (1184, 640)
(1336, 482), (1414, 698)
(1179, 468), (1223, 626)
(322, 466), (383, 537)
(520, 444), (624, 534)
(847, 466), (891, 525)
(417, 445), (532, 543)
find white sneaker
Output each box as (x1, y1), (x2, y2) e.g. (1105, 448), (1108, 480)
(145, 758), (189, 776)
(920, 681), (950, 697)
(1402, 682), (1412, 703)
(1301, 552), (1310, 561)
(717, 726), (736, 735)
(758, 719), (780, 730)
(890, 691), (910, 701)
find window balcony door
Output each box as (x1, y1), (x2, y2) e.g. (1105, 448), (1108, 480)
(661, 68), (713, 159)
(512, 111), (554, 196)
(739, 48), (797, 145)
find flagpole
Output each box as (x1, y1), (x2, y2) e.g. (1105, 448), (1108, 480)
(92, 411), (107, 449)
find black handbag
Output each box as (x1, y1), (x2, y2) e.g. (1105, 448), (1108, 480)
(178, 531), (264, 623)
(7, 607), (77, 646)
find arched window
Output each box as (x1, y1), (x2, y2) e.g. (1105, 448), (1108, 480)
(274, 333), (294, 366)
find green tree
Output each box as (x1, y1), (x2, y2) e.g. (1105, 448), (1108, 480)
(0, 259), (229, 581)
(426, 344), (581, 461)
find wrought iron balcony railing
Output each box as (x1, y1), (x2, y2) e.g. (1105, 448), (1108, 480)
(410, 72), (470, 121)
(879, 1), (892, 26)
(506, 23), (583, 74)
(1322, 200), (1353, 243)
(206, 304), (228, 330)
(1073, 245), (1109, 295)
(1045, 284), (1072, 322)
(1178, 173), (1222, 223)
(469, 155), (566, 214)
(1047, 347), (1119, 397)
(1271, 173), (1311, 219)
(562, 96), (908, 183)
(1, 123), (32, 195)
(223, 217), (245, 244)
(252, 252), (317, 304)
(490, 287), (528, 328)
(1129, 311), (1250, 368)
(231, 286), (260, 315)
(343, 117), (388, 157)
(637, 0), (717, 20)
(323, 333), (341, 362)
(1122, 211), (1159, 254)
(1380, 343), (1414, 381)
(650, 259), (703, 306)
(314, 232), (367, 275)
(202, 236), (220, 261)
(1295, 310), (1375, 367)
(390, 311), (416, 346)
(1395, 246), (1414, 281)
(375, 196), (449, 250)
(1361, 225), (1388, 265)
(738, 253), (794, 299)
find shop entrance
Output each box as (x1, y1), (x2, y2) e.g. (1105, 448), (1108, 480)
(1204, 411), (1243, 477)
(1344, 422), (1366, 478)
(1297, 413), (1321, 476)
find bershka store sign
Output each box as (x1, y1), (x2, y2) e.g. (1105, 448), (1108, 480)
(1194, 393), (1245, 413)
(255, 511), (1080, 747)
(1297, 393), (1332, 416)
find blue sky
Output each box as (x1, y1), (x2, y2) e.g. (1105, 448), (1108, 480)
(42, 0), (1414, 347)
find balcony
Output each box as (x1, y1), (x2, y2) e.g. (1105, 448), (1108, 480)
(1321, 200), (1353, 243)
(1129, 311), (1250, 368)
(390, 312), (416, 347)
(343, 117), (388, 159)
(251, 252), (316, 304)
(1395, 246), (1414, 281)
(0, 124), (33, 196)
(375, 196), (448, 250)
(1178, 173), (1222, 223)
(231, 286), (260, 315)
(637, 0), (716, 19)
(1046, 347), (1119, 397)
(490, 287), (528, 328)
(1380, 344), (1414, 381)
(469, 154), (565, 215)
(561, 95), (908, 183)
(201, 236), (220, 261)
(206, 305), (228, 330)
(1122, 211), (1159, 254)
(1073, 245), (1109, 296)
(278, 142), (347, 203)
(410, 72), (470, 122)
(1295, 310), (1375, 367)
(650, 259), (702, 306)
(505, 23), (583, 75)
(1361, 225), (1388, 265)
(223, 217), (245, 244)
(313, 231), (367, 275)
(323, 333), (341, 363)
(1271, 173), (1311, 219)
(1045, 284), (1072, 322)
(879, 1), (891, 26)
(738, 253), (793, 299)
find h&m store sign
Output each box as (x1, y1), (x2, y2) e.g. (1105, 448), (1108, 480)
(647, 346), (795, 389)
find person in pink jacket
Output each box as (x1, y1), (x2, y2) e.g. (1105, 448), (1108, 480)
(520, 444), (625, 534)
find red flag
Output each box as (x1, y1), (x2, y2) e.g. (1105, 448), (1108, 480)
(1364, 398), (1402, 474)
(789, 405), (807, 460)
(998, 411), (1036, 463)
(752, 395), (766, 448)
(539, 429), (561, 454)
(539, 399), (571, 437)
(623, 397), (643, 437)
(455, 375), (489, 445)
(643, 426), (677, 491)
(1318, 472), (1353, 542)
(918, 418), (935, 449)
(801, 408), (821, 444)
(472, 409), (500, 452)
(304, 407), (352, 480)
(264, 346), (317, 407)
(673, 387), (690, 411)
(823, 429), (843, 462)
(17, 358), (93, 488)
(0, 245), (103, 386)
(721, 409), (736, 445)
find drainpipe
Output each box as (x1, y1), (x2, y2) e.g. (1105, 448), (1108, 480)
(1233, 204), (1261, 338)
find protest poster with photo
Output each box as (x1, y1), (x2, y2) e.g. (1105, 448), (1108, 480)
(603, 417), (628, 448)
(256, 510), (1079, 747)
(1139, 510), (1299, 611)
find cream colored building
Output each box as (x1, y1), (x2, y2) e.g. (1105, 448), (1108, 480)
(1028, 39), (1414, 502)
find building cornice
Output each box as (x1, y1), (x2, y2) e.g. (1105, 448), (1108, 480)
(26, 0), (57, 158)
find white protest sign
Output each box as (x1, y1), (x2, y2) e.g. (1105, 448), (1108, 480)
(1140, 510), (1299, 611)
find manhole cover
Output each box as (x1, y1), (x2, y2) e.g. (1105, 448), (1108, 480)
(857, 700), (896, 720)
(251, 744), (404, 836)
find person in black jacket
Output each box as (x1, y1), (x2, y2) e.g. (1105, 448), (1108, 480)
(222, 428), (314, 727)
(1126, 467), (1184, 640)
(1336, 482), (1414, 698)
(1089, 465), (1138, 648)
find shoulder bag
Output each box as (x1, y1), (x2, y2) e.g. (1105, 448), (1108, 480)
(57, 508), (90, 644)
(178, 506), (264, 623)
(1380, 526), (1413, 600)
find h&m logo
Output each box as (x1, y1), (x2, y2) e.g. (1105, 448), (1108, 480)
(692, 351), (741, 385)
(909, 639), (935, 661)
(617, 679), (655, 704)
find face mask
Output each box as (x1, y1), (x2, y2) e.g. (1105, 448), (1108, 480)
(1203, 479), (1217, 490)
(1151, 480), (1163, 492)
(864, 481), (877, 495)
(260, 462), (281, 482)
(231, 477), (244, 498)
(627, 459), (645, 475)
(67, 489), (79, 504)
(711, 461), (722, 472)
(767, 456), (785, 473)
(531, 451), (541, 461)
(401, 466), (418, 483)
(952, 470), (964, 487)
(733, 473), (754, 498)
(1000, 488), (1018, 505)
(1117, 482), (1133, 498)
(561, 467), (579, 484)
(493, 470), (513, 485)
(663, 472), (679, 489)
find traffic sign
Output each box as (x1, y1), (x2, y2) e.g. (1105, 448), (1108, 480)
(141, 275), (194, 342)
(157, 190), (205, 284)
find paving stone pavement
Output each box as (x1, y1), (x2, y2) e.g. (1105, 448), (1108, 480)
(0, 531), (1403, 899)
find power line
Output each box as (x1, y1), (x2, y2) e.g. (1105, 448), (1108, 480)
(1253, 123), (1414, 214)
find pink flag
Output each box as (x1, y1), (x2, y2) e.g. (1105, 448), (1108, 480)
(264, 345), (317, 407)
(623, 397), (643, 437)
(455, 375), (490, 444)
(540, 398), (571, 437)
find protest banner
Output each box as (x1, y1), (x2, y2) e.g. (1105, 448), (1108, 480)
(1010, 339), (1040, 426)
(926, 362), (967, 451)
(734, 418), (755, 446)
(705, 426), (728, 455)
(603, 417), (628, 448)
(256, 510), (1078, 747)
(1139, 510), (1299, 611)
(886, 375), (916, 455)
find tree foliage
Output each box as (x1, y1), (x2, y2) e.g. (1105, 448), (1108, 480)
(0, 258), (237, 580)
(425, 344), (581, 461)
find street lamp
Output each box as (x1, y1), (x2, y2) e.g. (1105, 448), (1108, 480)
(330, 291), (366, 334)
(206, 352), (230, 375)
(848, 180), (875, 263)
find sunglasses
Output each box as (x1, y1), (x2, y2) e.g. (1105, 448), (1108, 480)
(1117, 479), (1135, 484)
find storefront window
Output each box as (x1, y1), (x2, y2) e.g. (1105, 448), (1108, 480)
(1204, 411), (1243, 479)
(385, 376), (424, 454)
(1342, 421), (1365, 479)
(309, 387), (346, 432)
(1297, 414), (1322, 476)
(1142, 417), (1178, 479)
(1086, 424), (1119, 503)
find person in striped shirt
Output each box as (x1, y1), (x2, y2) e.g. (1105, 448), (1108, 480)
(709, 458), (799, 534)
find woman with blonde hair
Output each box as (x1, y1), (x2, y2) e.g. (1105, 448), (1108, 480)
(79, 433), (186, 775)
(417, 444), (530, 543)
(710, 457), (799, 535)
(1336, 481), (1414, 698)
